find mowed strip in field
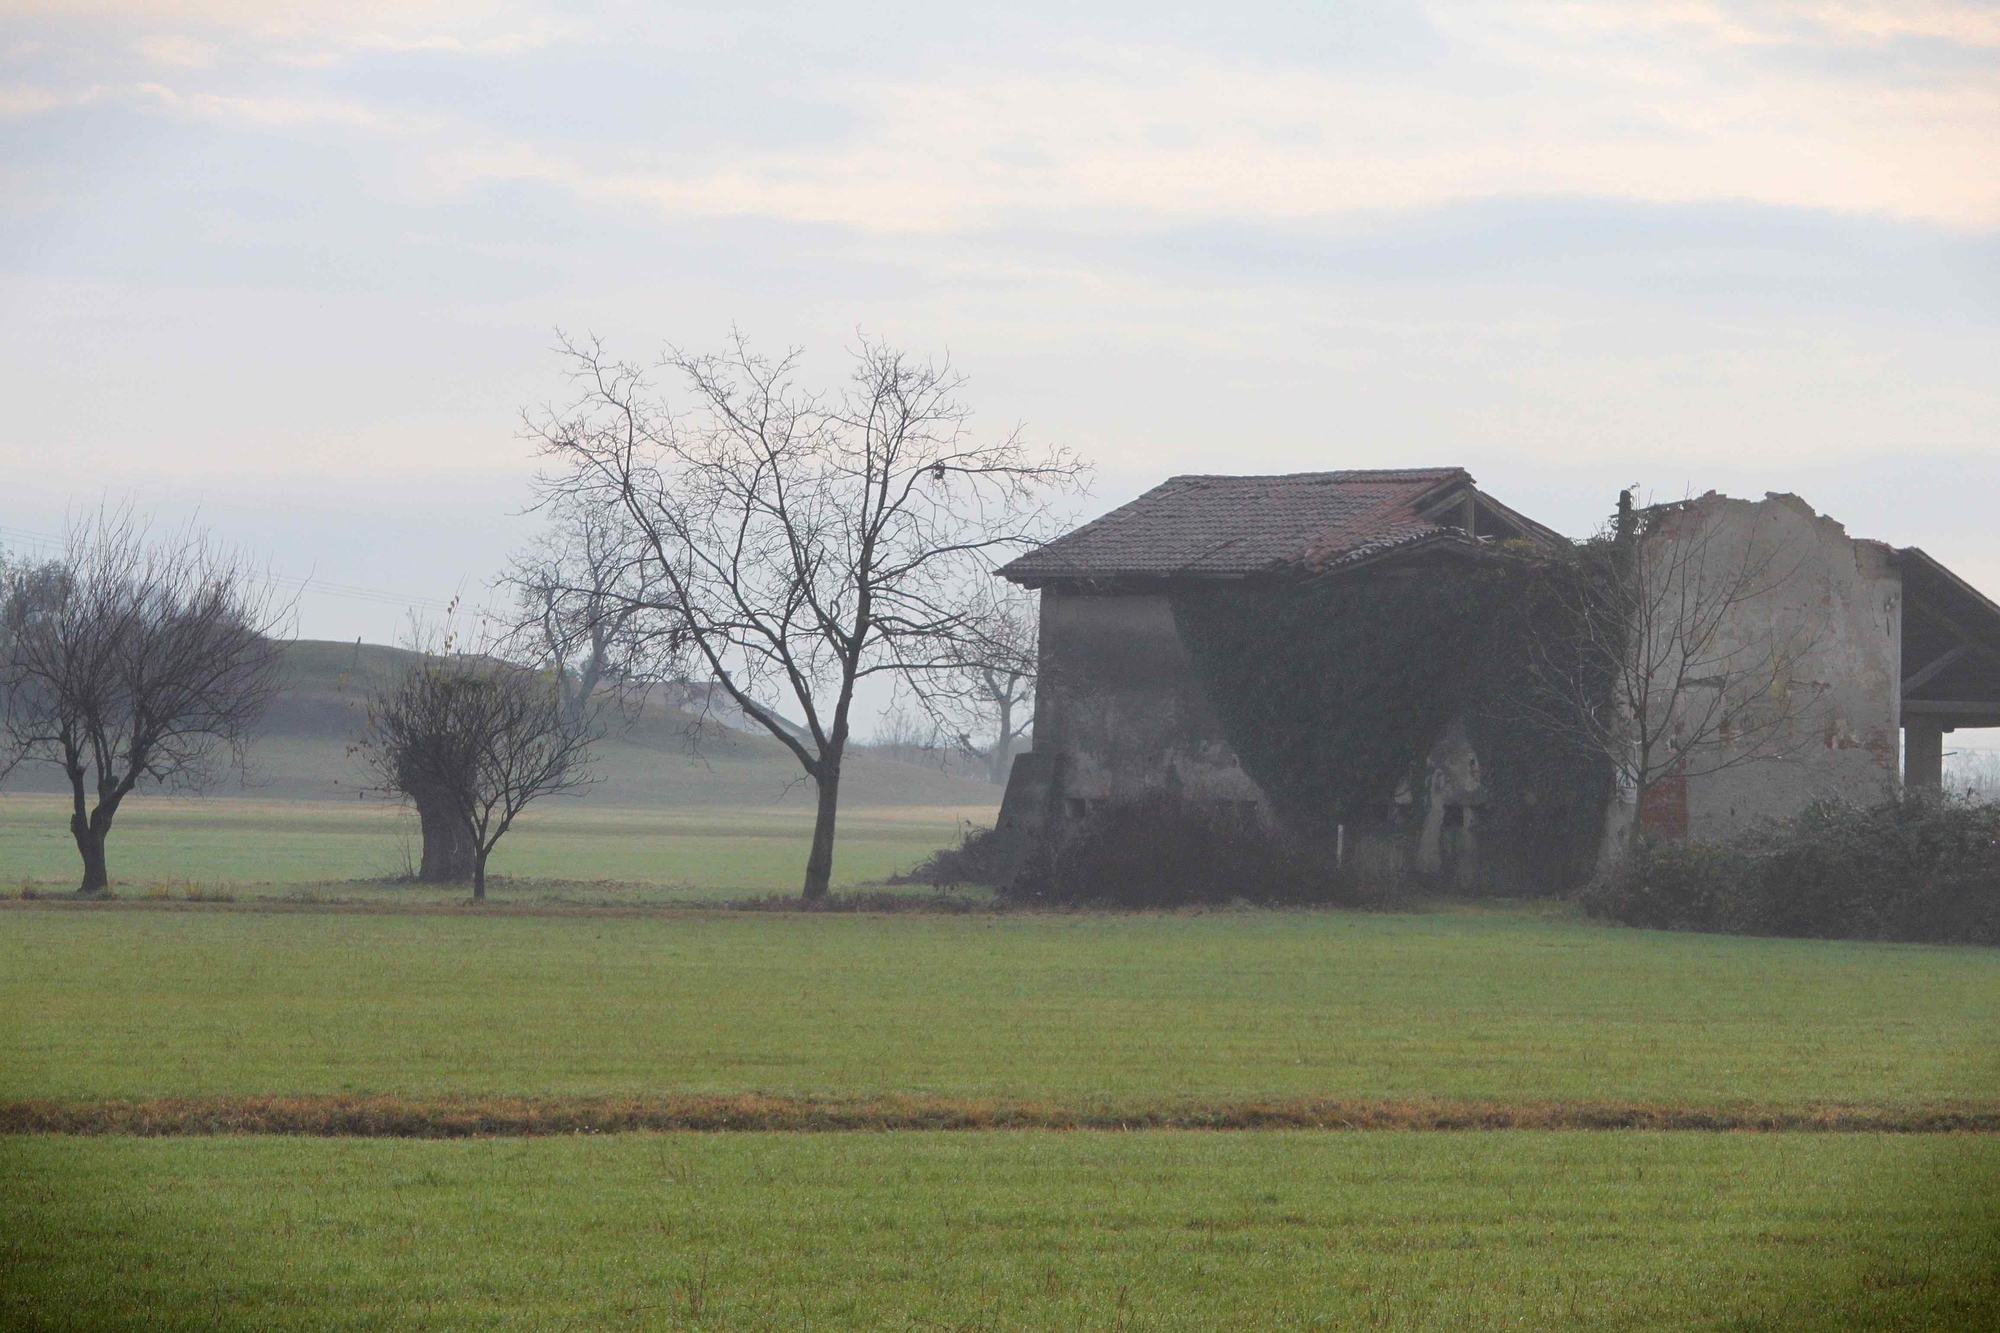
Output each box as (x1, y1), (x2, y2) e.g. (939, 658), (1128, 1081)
(0, 797), (990, 897)
(4, 906), (1995, 1112)
(5, 1132), (1997, 1331)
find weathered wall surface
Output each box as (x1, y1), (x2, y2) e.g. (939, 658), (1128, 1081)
(1031, 587), (1264, 813)
(1635, 493), (1901, 843)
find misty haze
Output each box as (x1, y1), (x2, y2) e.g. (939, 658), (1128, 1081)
(3, 3), (1998, 1329)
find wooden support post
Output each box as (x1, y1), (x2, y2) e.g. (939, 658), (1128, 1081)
(1904, 720), (1946, 790)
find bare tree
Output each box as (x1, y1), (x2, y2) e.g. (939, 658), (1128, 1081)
(1522, 490), (1828, 858)
(528, 331), (1086, 900)
(358, 653), (598, 900)
(499, 495), (646, 724)
(918, 582), (1038, 785)
(0, 512), (285, 894)
(859, 705), (959, 772)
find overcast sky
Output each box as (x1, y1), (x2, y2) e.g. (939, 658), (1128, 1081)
(3, 1), (1997, 726)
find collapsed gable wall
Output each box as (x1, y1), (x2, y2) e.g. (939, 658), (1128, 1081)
(1627, 493), (1901, 844)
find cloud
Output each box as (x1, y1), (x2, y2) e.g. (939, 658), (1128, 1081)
(1570, 1), (2000, 51)
(133, 33), (215, 66)
(403, 39), (1997, 233)
(0, 82), (103, 116)
(272, 17), (572, 67)
(4, 2), (1997, 227)
(132, 79), (432, 132)
(5, 0), (576, 69)
(0, 0), (1994, 660)
(0, 1), (522, 34)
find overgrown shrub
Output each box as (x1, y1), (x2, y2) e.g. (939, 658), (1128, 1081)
(1170, 561), (1613, 897)
(1575, 838), (1745, 933)
(1004, 795), (1378, 909)
(893, 824), (1013, 889)
(1582, 793), (2000, 945)
(729, 889), (988, 913)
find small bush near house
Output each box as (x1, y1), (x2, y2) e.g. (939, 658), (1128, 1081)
(1005, 794), (1371, 909)
(729, 888), (987, 913)
(893, 824), (1013, 889)
(1582, 793), (2000, 945)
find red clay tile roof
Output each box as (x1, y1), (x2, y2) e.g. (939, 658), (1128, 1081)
(1002, 468), (1483, 582)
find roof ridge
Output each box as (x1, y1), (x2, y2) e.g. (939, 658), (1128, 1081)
(999, 466), (1511, 584)
(1167, 467), (1470, 484)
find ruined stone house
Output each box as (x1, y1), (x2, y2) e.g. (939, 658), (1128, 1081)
(1595, 489), (2000, 845)
(993, 467), (2000, 886)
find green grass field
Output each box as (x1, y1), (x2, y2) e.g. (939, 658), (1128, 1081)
(0, 796), (990, 898)
(5, 906), (1995, 1106)
(5, 796), (1999, 1329)
(6, 1132), (1996, 1331)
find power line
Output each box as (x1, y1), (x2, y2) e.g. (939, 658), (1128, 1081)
(0, 524), (59, 554)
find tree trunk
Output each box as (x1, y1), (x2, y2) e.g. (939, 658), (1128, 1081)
(801, 760), (842, 902)
(71, 814), (111, 895)
(66, 770), (116, 896)
(1626, 779), (1649, 859)
(989, 696), (1014, 785)
(412, 786), (476, 882)
(471, 846), (488, 902)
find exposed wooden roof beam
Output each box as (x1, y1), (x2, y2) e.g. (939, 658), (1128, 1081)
(1901, 700), (2000, 716)
(1904, 597), (2000, 672)
(1903, 643), (1972, 694)
(1468, 488), (1568, 549)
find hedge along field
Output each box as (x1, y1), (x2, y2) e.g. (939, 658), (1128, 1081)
(0, 797), (991, 897)
(5, 1132), (1997, 1332)
(4, 907), (1996, 1108)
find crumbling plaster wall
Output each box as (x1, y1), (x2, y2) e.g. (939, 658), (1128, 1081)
(1631, 493), (1901, 844)
(1033, 586), (1264, 811)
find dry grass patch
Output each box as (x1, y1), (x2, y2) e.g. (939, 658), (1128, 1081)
(6, 1093), (2000, 1137)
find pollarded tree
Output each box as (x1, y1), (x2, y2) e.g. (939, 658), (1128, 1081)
(0, 513), (285, 894)
(362, 652), (477, 884)
(359, 653), (598, 899)
(527, 331), (1086, 900)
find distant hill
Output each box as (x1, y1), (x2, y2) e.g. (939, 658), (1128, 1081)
(0, 639), (1001, 810)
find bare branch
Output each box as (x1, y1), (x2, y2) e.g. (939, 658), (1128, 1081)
(1518, 490), (1830, 859)
(524, 331), (1088, 897)
(355, 636), (598, 900)
(0, 508), (287, 894)
(898, 580), (1040, 785)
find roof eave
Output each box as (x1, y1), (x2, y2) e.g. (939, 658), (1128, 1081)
(1003, 534), (1550, 589)
(1000, 570), (1276, 593)
(1895, 547), (2000, 627)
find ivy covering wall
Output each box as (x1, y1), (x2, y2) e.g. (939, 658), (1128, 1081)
(1169, 557), (1612, 893)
